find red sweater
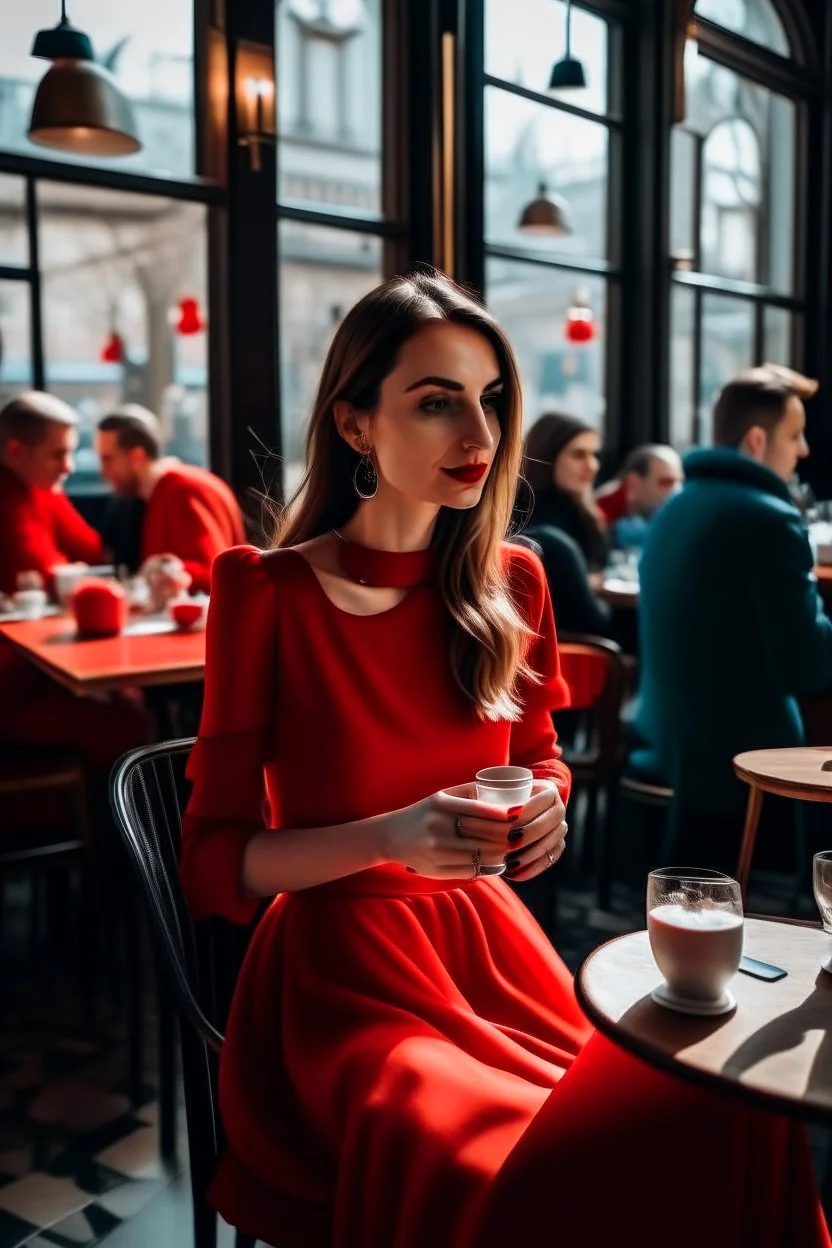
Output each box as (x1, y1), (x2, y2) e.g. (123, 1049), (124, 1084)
(0, 464), (104, 596)
(142, 463), (245, 594)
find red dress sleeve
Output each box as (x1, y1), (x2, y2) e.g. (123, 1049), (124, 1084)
(505, 544), (572, 805)
(179, 545), (276, 924)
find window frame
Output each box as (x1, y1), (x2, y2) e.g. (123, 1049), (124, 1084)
(666, 0), (817, 448)
(473, 0), (629, 443)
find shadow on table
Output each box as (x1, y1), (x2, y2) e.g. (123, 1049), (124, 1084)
(721, 975), (832, 1106)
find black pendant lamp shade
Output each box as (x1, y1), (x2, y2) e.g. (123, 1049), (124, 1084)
(28, 2), (141, 157)
(549, 0), (587, 90)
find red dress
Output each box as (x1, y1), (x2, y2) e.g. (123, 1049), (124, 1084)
(181, 544), (829, 1248)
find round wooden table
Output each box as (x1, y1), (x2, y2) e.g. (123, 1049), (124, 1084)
(733, 747), (832, 906)
(576, 916), (832, 1124)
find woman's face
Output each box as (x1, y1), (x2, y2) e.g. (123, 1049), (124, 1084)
(350, 321), (505, 510)
(553, 431), (601, 496)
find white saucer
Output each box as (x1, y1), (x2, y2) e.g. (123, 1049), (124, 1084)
(651, 983), (737, 1017)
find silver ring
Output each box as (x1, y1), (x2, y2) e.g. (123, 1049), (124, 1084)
(472, 848), (482, 879)
(546, 849), (556, 867)
(454, 815), (464, 839)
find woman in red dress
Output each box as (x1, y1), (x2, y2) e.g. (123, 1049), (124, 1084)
(180, 272), (829, 1248)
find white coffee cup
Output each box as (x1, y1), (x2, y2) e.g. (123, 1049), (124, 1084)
(12, 588), (48, 619)
(475, 766), (534, 809)
(53, 564), (89, 607)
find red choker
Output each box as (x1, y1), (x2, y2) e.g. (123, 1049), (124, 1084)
(331, 529), (436, 588)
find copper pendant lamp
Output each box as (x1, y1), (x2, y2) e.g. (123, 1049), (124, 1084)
(517, 183), (571, 236)
(28, 1), (141, 157)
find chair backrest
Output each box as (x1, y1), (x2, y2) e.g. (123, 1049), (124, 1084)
(109, 739), (260, 1180)
(557, 633), (625, 773)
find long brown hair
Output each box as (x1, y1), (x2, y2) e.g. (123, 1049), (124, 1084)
(273, 270), (538, 721)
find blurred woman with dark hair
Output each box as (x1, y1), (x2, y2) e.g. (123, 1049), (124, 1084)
(521, 412), (612, 637)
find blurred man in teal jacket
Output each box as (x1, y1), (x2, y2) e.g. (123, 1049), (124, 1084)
(633, 365), (832, 864)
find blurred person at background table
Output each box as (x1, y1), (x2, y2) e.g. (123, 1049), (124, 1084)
(633, 364), (832, 868)
(595, 443), (683, 550)
(0, 391), (104, 597)
(0, 393), (149, 789)
(95, 405), (246, 601)
(519, 412), (613, 637)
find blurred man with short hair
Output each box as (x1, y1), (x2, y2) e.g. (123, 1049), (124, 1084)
(596, 444), (683, 549)
(95, 405), (245, 599)
(0, 391), (104, 596)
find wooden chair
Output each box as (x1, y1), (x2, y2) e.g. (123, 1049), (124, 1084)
(557, 634), (626, 908)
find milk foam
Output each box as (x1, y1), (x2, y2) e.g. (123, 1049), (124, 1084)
(650, 903), (743, 931)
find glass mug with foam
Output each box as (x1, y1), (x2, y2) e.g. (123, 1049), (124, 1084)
(474, 767), (534, 878)
(813, 852), (832, 974)
(646, 868), (744, 1016)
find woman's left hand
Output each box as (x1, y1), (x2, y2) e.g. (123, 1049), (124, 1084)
(503, 780), (568, 882)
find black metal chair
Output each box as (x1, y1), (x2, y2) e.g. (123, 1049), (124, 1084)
(110, 739), (259, 1248)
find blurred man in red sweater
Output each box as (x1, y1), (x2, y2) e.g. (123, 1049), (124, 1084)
(0, 391), (104, 597)
(95, 405), (245, 599)
(0, 392), (149, 773)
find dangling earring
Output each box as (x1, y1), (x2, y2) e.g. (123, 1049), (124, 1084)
(353, 432), (378, 500)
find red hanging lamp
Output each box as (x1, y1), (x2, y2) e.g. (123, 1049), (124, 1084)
(100, 330), (125, 363)
(171, 295), (206, 336)
(564, 297), (596, 344)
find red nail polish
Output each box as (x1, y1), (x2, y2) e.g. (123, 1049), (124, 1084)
(506, 805), (523, 819)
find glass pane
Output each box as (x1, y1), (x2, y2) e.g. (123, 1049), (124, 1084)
(699, 293), (755, 443)
(38, 184), (208, 491)
(694, 0), (790, 57)
(764, 305), (791, 367)
(485, 256), (606, 430)
(0, 1), (194, 178)
(485, 0), (608, 116)
(279, 222), (383, 493)
(684, 55), (795, 293)
(0, 176), (28, 268)
(669, 283), (697, 448)
(0, 280), (32, 405)
(277, 0), (382, 216)
(485, 87), (608, 261)
(670, 129), (697, 265)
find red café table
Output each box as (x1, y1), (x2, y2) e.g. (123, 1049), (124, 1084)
(0, 612), (205, 698)
(0, 611), (205, 1164)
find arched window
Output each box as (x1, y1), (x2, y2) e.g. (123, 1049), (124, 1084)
(668, 0), (804, 447)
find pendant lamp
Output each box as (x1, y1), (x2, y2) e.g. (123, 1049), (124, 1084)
(517, 183), (571, 236)
(28, 1), (141, 157)
(549, 0), (587, 90)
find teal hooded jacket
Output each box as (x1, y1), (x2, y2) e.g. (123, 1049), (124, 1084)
(633, 448), (832, 815)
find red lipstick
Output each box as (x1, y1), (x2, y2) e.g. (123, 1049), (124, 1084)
(442, 463), (488, 485)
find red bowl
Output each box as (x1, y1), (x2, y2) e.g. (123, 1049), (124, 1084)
(170, 601), (205, 630)
(71, 580), (128, 637)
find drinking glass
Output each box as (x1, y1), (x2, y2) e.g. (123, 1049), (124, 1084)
(812, 852), (832, 974)
(646, 868), (744, 1016)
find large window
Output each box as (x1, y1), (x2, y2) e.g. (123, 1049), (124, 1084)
(276, 0), (400, 493)
(668, 0), (803, 447)
(0, 177), (208, 490)
(0, 1), (195, 179)
(483, 0), (619, 433)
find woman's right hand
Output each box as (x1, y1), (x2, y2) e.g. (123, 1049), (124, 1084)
(379, 784), (517, 879)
